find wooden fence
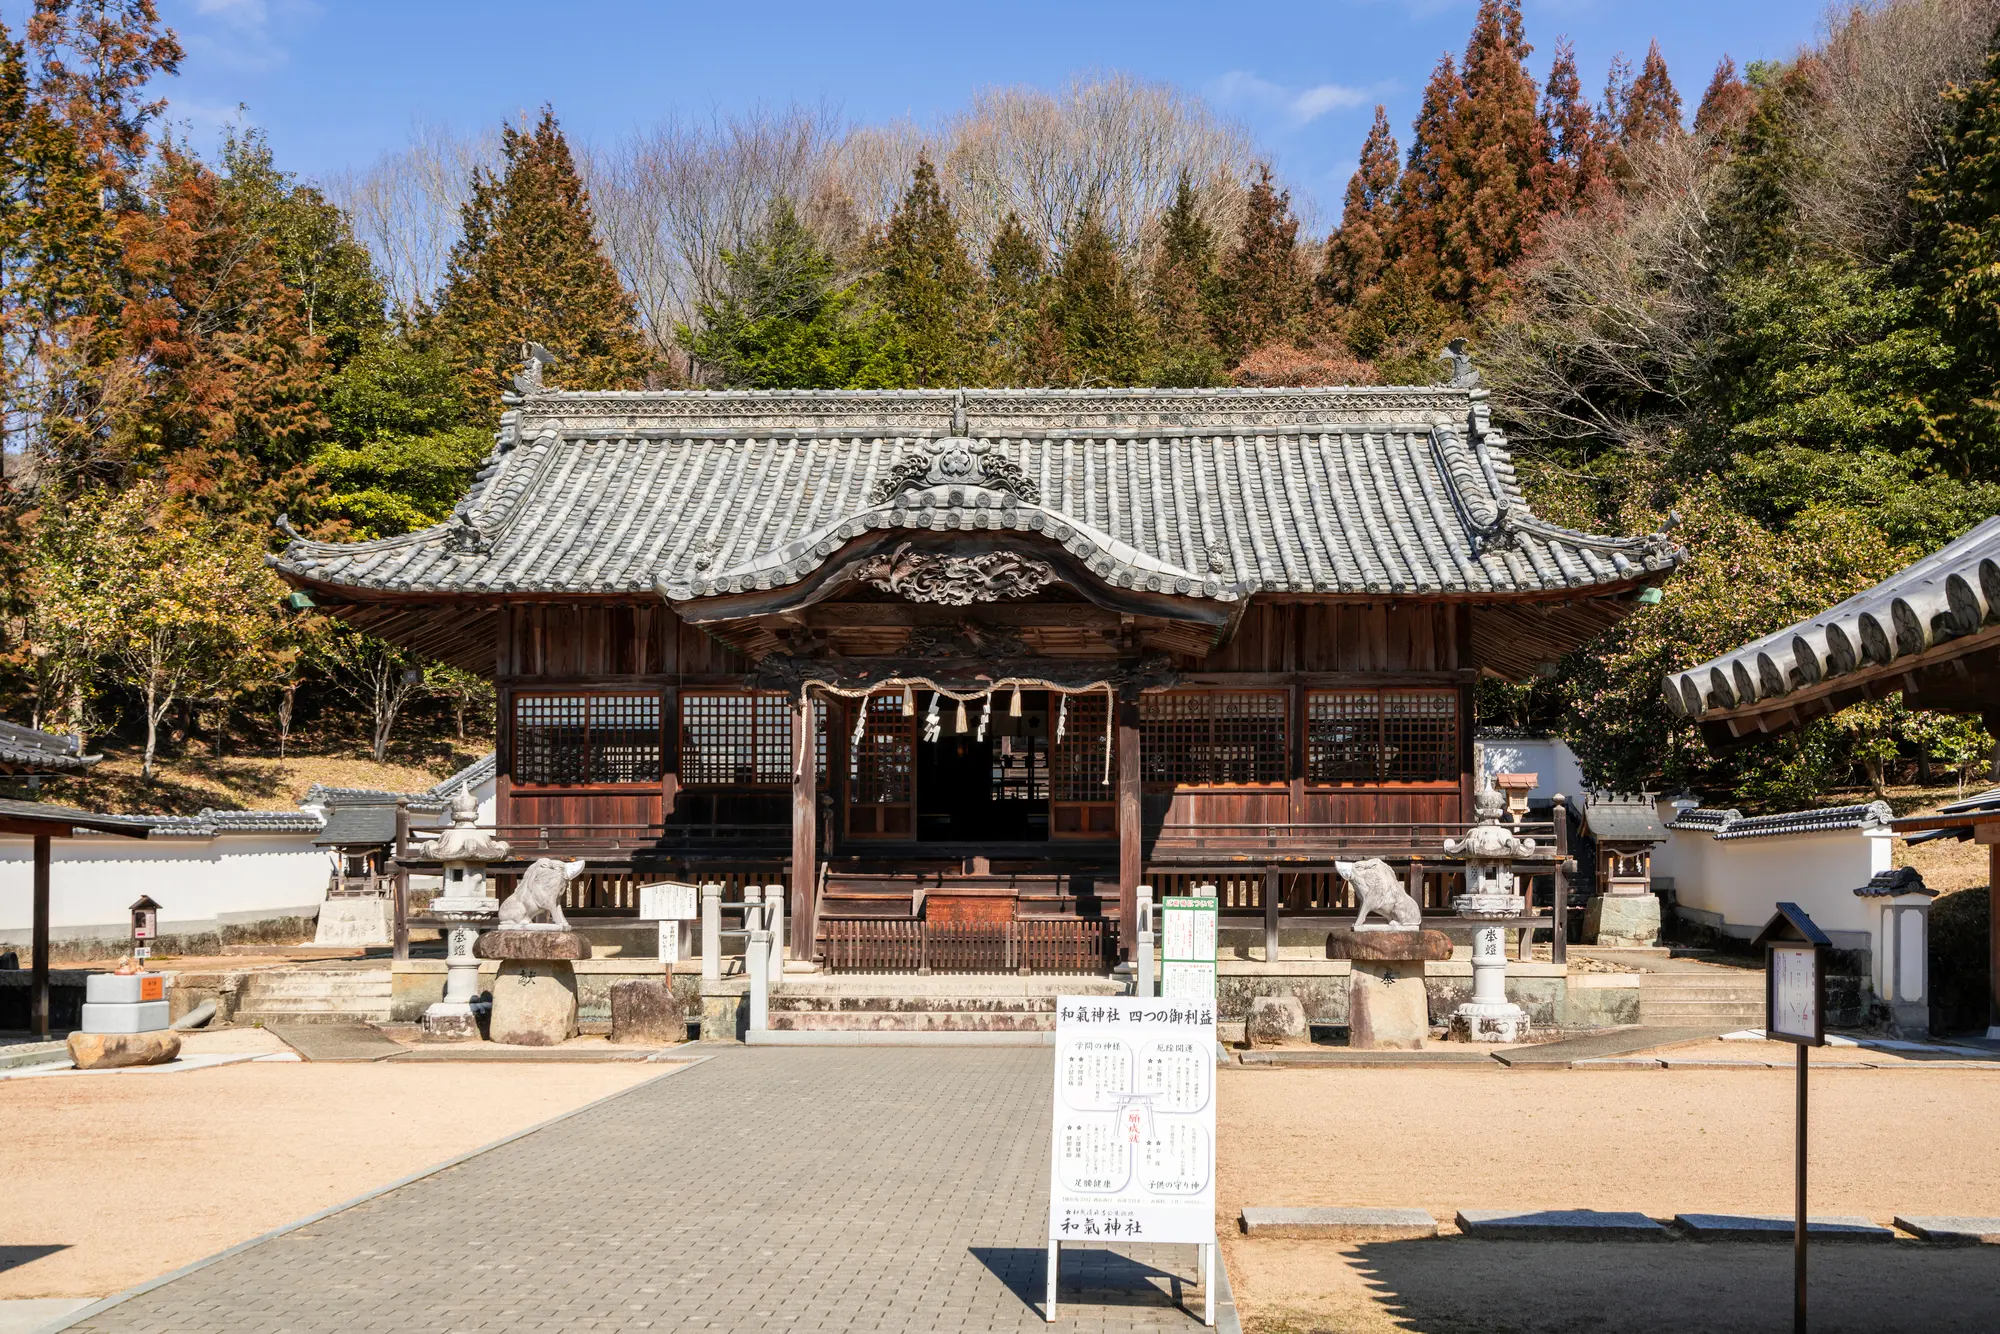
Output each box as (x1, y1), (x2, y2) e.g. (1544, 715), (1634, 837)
(820, 916), (1116, 975)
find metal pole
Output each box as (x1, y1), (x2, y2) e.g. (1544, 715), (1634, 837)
(1551, 796), (1569, 967)
(1262, 867), (1279, 962)
(31, 833), (50, 1040)
(1045, 1240), (1058, 1322)
(1796, 1042), (1808, 1334)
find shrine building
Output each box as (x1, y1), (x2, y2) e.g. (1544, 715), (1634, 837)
(271, 368), (1681, 969)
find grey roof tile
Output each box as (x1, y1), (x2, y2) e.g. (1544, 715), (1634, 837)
(0, 719), (99, 773)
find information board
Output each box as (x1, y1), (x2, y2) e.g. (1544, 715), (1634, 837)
(1768, 943), (1823, 1045)
(638, 881), (699, 964)
(1159, 895), (1217, 1002)
(1048, 995), (1217, 1246)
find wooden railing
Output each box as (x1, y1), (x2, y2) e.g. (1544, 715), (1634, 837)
(492, 821), (792, 855)
(1148, 820), (1556, 857)
(820, 916), (1117, 975)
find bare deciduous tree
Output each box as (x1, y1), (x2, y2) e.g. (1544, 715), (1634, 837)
(320, 122), (499, 319)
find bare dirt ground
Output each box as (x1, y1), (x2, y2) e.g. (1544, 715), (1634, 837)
(40, 739), (487, 817)
(0, 1050), (660, 1300)
(1218, 1064), (2000, 1332)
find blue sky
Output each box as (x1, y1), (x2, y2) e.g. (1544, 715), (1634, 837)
(129, 0), (1833, 219)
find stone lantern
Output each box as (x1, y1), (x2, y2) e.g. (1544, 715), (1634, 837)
(1443, 779), (1536, 1042)
(411, 785), (509, 1040)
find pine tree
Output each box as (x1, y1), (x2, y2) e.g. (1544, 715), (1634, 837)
(429, 107), (653, 411)
(679, 198), (900, 389)
(1319, 106), (1400, 309)
(873, 154), (986, 386)
(1213, 163), (1305, 360)
(1145, 171), (1226, 386)
(1712, 61), (1816, 270)
(1693, 56), (1757, 145)
(985, 212), (1049, 384)
(1434, 0), (1547, 311)
(1617, 39), (1683, 146)
(1540, 38), (1611, 211)
(1044, 213), (1147, 387)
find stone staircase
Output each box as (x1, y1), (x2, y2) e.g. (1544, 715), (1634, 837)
(763, 974), (1125, 1035)
(1638, 969), (1766, 1029)
(234, 966), (393, 1025)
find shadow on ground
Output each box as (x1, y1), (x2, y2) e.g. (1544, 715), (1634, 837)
(973, 1245), (1207, 1319)
(0, 1246), (68, 1275)
(1305, 1238), (2000, 1333)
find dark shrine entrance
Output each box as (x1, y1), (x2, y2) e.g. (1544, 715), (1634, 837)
(915, 691), (1052, 841)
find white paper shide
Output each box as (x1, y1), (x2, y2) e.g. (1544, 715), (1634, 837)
(1049, 995), (1217, 1245)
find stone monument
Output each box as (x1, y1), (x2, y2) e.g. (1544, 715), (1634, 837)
(476, 857), (592, 1046)
(411, 785), (509, 1041)
(1326, 858), (1452, 1050)
(1443, 780), (1536, 1042)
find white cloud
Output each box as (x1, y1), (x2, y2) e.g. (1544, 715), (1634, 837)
(1210, 70), (1375, 127)
(181, 0), (321, 75)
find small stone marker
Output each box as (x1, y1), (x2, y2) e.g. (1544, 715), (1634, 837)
(1240, 1207), (1437, 1240)
(1245, 994), (1305, 1046)
(1455, 1209), (1671, 1240)
(1675, 1213), (1895, 1242)
(610, 979), (685, 1045)
(1893, 1216), (2000, 1245)
(69, 971), (179, 1068)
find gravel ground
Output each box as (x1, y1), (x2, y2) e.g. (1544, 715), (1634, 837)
(1217, 1064), (2000, 1332)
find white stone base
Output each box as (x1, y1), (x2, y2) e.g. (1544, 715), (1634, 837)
(1450, 1000), (1530, 1043)
(420, 999), (485, 1042)
(314, 897), (393, 947)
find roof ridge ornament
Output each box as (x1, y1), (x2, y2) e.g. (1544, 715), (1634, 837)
(511, 342), (557, 396)
(1439, 338), (1481, 389)
(869, 435), (1042, 506)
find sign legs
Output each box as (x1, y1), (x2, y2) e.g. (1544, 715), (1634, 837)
(1795, 1042), (1808, 1334)
(1045, 1240), (1057, 1322)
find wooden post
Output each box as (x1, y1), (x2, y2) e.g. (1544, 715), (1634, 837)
(1988, 841), (1999, 1034)
(1263, 867), (1280, 962)
(392, 798), (410, 962)
(31, 833), (50, 1040)
(1551, 796), (1569, 967)
(793, 698), (819, 961)
(1117, 699), (1142, 962)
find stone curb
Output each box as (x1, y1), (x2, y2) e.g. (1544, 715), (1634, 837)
(1456, 1209), (1672, 1241)
(36, 1055), (714, 1334)
(1241, 1207), (1437, 1240)
(1674, 1213), (1896, 1242)
(745, 1029), (1055, 1046)
(1893, 1216), (2000, 1244)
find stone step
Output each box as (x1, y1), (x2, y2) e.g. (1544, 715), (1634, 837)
(235, 969), (394, 1022)
(766, 1010), (1057, 1033)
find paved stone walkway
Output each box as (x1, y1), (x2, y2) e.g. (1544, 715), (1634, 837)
(64, 1048), (1217, 1332)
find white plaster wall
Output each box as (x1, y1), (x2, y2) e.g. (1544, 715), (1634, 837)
(1656, 824), (1892, 945)
(0, 832), (330, 940)
(1479, 738), (1588, 804)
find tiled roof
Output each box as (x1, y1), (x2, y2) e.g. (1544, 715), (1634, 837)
(1667, 801), (1893, 841)
(1854, 866), (1933, 898)
(0, 720), (99, 774)
(1669, 515), (2000, 719)
(300, 753), (497, 817)
(1578, 792), (1666, 844)
(271, 388), (1680, 604)
(136, 809), (326, 838)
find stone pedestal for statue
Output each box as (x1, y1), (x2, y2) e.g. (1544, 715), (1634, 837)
(1585, 893), (1661, 948)
(610, 978), (685, 1045)
(476, 928), (591, 1046)
(1445, 780), (1537, 1043)
(411, 785), (509, 1041)
(1328, 927), (1452, 1049)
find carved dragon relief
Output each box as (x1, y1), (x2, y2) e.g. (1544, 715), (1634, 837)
(869, 436), (1042, 505)
(853, 542), (1056, 606)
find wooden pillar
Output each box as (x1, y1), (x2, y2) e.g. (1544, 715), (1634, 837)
(793, 698), (819, 962)
(1117, 700), (1142, 961)
(31, 833), (50, 1040)
(392, 799), (410, 963)
(1988, 839), (1999, 1033)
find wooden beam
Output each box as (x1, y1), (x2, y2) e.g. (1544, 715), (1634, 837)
(792, 699), (819, 961)
(796, 603), (1119, 629)
(31, 833), (49, 1039)
(1117, 701), (1142, 963)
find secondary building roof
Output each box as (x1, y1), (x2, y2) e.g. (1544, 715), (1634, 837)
(273, 386), (1678, 619)
(0, 720), (100, 775)
(0, 798), (150, 838)
(1668, 514), (2000, 740)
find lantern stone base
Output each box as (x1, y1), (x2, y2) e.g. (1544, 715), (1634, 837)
(1450, 1000), (1530, 1043)
(1585, 893), (1661, 948)
(68, 1030), (180, 1069)
(419, 1000), (486, 1042)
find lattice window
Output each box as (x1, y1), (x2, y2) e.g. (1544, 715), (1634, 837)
(1050, 693), (1114, 799)
(1139, 691), (1287, 788)
(679, 692), (792, 786)
(1306, 688), (1458, 784)
(848, 694), (914, 804)
(513, 694), (662, 786)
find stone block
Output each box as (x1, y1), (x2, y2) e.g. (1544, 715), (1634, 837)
(1894, 1215), (2000, 1245)
(314, 897), (393, 947)
(475, 929), (592, 961)
(1585, 893), (1661, 948)
(67, 1030), (180, 1069)
(1326, 928), (1453, 962)
(1348, 959), (1430, 1050)
(1674, 1213), (1894, 1242)
(610, 979), (686, 1045)
(487, 959), (579, 1046)
(81, 1000), (170, 1034)
(1456, 1209), (1671, 1240)
(1245, 994), (1306, 1046)
(1240, 1207), (1437, 1240)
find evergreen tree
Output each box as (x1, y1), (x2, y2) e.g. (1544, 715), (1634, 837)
(1319, 106), (1400, 309)
(1693, 56), (1757, 144)
(679, 198), (900, 389)
(1145, 171), (1226, 386)
(1213, 163), (1305, 360)
(1616, 40), (1684, 146)
(1389, 52), (1467, 295)
(985, 212), (1050, 384)
(1540, 38), (1611, 210)
(309, 338), (488, 539)
(1712, 61), (1816, 270)
(429, 107), (653, 411)
(1044, 213), (1147, 387)
(873, 154), (986, 386)
(1435, 0), (1547, 311)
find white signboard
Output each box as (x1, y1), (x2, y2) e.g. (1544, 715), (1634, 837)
(1048, 994), (1217, 1246)
(1769, 943), (1821, 1044)
(639, 882), (699, 964)
(1160, 895), (1217, 1002)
